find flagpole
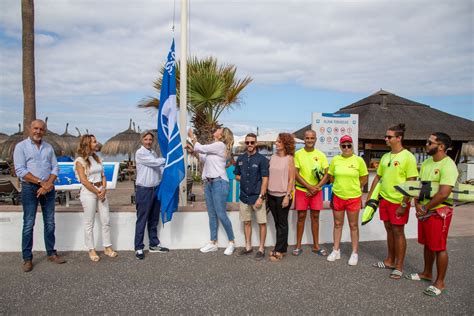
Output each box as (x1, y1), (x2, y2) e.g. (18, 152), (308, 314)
(179, 0), (188, 206)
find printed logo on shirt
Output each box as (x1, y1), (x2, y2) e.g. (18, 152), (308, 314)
(252, 164), (258, 168)
(348, 164), (356, 169)
(434, 169), (440, 175)
(393, 161), (400, 167)
(313, 156), (319, 161)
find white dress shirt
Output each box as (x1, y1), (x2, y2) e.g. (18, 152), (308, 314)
(194, 141), (228, 181)
(135, 146), (166, 187)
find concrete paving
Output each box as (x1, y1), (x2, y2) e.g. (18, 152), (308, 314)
(1, 237), (473, 314)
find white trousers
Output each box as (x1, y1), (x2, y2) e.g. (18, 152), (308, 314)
(79, 187), (112, 250)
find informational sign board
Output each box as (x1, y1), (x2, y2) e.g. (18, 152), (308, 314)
(54, 162), (120, 191)
(311, 113), (359, 162)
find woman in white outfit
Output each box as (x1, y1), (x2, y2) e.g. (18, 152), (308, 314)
(75, 134), (118, 262)
(187, 127), (236, 256)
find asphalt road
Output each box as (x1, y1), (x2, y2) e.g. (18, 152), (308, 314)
(1, 237), (473, 314)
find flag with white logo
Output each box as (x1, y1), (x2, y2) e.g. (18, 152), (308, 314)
(157, 39), (185, 223)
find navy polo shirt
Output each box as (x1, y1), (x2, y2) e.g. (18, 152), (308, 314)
(234, 152), (269, 204)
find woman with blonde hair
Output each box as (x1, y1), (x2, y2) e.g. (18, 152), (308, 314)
(187, 127), (236, 256)
(267, 133), (296, 262)
(75, 134), (118, 262)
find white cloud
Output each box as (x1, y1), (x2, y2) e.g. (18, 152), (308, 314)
(0, 0), (472, 139)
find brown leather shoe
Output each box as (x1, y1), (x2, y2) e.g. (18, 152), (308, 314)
(23, 260), (33, 272)
(47, 255), (66, 264)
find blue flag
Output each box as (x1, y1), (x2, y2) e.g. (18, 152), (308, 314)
(157, 39), (185, 223)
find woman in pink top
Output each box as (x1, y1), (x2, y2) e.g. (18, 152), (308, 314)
(267, 133), (296, 262)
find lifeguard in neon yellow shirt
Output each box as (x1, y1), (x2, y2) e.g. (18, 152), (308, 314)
(327, 135), (368, 266)
(367, 123), (418, 280)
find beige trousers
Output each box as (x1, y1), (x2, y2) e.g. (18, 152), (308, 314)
(79, 187), (112, 250)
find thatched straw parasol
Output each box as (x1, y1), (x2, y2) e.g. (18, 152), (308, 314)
(0, 123), (63, 159)
(461, 142), (474, 162)
(0, 132), (8, 144)
(58, 123), (80, 157)
(101, 119), (140, 161)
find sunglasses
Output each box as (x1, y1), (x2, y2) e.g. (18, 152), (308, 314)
(384, 135), (397, 139)
(341, 144), (352, 149)
(245, 141), (256, 145)
(426, 140), (439, 146)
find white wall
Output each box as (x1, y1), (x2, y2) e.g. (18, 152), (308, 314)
(0, 208), (417, 251)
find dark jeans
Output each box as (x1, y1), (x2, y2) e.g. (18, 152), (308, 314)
(134, 185), (161, 250)
(267, 194), (291, 253)
(21, 183), (57, 260)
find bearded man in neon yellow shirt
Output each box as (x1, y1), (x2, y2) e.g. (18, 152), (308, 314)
(406, 132), (458, 297)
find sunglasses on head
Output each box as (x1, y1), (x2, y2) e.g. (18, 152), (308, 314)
(245, 141), (255, 145)
(384, 135), (397, 139)
(341, 144), (352, 149)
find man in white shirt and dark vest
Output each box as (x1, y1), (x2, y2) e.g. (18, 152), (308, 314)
(134, 131), (169, 260)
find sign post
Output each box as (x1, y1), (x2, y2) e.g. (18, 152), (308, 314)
(311, 113), (359, 162)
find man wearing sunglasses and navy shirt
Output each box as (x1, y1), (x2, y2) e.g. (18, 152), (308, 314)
(234, 133), (269, 260)
(367, 123), (418, 280)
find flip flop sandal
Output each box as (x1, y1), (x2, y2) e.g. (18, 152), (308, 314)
(312, 248), (328, 256)
(390, 269), (403, 280)
(292, 248), (303, 256)
(405, 273), (432, 282)
(372, 261), (395, 269)
(423, 285), (444, 297)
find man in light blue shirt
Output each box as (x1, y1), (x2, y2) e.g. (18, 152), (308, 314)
(133, 131), (169, 260)
(14, 120), (66, 272)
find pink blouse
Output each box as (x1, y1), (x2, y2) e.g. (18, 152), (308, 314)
(268, 154), (290, 197)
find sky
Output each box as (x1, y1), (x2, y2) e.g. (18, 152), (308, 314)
(0, 0), (473, 143)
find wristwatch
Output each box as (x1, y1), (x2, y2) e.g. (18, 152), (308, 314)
(258, 194), (266, 200)
(36, 179), (42, 185)
(401, 201), (407, 208)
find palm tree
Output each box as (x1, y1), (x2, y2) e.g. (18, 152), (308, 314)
(22, 0), (36, 136)
(139, 56), (252, 143)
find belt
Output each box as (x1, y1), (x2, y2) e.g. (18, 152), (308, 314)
(206, 177), (221, 182)
(90, 181), (103, 188)
(136, 185), (158, 190)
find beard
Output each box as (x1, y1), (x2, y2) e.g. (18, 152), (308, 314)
(426, 147), (438, 156)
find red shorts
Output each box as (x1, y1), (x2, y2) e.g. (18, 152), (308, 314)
(295, 189), (323, 211)
(418, 207), (453, 251)
(331, 194), (361, 212)
(379, 198), (410, 225)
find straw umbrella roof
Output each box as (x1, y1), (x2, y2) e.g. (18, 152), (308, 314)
(0, 123), (63, 159)
(294, 90), (474, 141)
(58, 123), (80, 156)
(101, 119), (141, 160)
(0, 132), (8, 144)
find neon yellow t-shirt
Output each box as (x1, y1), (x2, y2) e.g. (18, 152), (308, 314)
(377, 149), (419, 203)
(419, 156), (458, 209)
(329, 154), (368, 199)
(294, 148), (328, 193)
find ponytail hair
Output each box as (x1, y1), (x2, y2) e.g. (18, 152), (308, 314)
(388, 123), (406, 139)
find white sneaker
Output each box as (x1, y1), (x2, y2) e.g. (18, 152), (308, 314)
(348, 252), (358, 266)
(223, 242), (235, 256)
(327, 249), (341, 262)
(200, 243), (218, 253)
